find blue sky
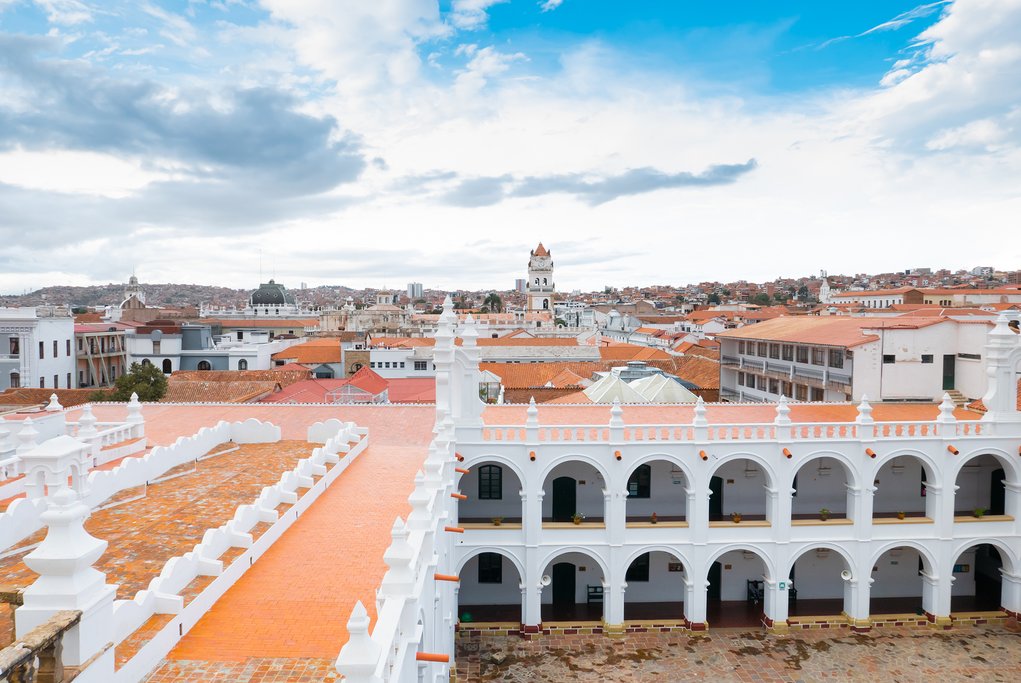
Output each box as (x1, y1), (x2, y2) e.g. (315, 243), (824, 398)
(0, 0), (1017, 292)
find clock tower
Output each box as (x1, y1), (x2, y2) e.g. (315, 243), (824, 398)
(527, 243), (554, 312)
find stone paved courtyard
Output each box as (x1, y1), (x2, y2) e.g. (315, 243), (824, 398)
(456, 623), (1021, 682)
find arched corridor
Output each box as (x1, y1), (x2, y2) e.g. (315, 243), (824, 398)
(869, 546), (928, 615)
(541, 551), (606, 622)
(542, 461), (607, 524)
(458, 461), (523, 525)
(706, 549), (770, 627)
(457, 551), (523, 624)
(624, 460), (687, 523)
(950, 543), (1008, 614)
(786, 547), (852, 618)
(623, 551), (687, 621)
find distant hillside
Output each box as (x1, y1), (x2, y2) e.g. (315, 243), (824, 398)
(0, 283), (248, 309)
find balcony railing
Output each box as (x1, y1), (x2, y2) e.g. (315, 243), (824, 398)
(0, 609), (81, 683)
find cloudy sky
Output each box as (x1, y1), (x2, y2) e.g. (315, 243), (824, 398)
(0, 0), (1018, 293)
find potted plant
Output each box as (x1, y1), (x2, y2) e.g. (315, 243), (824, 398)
(491, 516), (504, 526)
(896, 511), (906, 520)
(731, 512), (742, 524)
(650, 512), (658, 524)
(571, 512), (585, 525)
(819, 508), (830, 522)
(973, 507), (987, 518)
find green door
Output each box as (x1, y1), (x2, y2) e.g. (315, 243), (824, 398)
(942, 355), (955, 390)
(552, 476), (576, 522)
(552, 562), (576, 607)
(991, 469), (1006, 516)
(709, 476), (723, 521)
(708, 562), (722, 601)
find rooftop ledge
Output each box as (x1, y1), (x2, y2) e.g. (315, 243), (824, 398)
(953, 514), (1013, 523)
(872, 516), (933, 525)
(461, 522), (523, 530)
(542, 522), (607, 529)
(708, 520), (771, 528)
(625, 521), (689, 528)
(791, 518), (854, 526)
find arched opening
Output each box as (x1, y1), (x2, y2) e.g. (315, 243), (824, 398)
(458, 461), (523, 526)
(197, 360), (212, 371)
(458, 551), (523, 624)
(542, 461), (606, 525)
(953, 454), (1012, 519)
(542, 298), (549, 310)
(623, 551), (686, 620)
(787, 547), (850, 618)
(141, 359), (152, 366)
(706, 549), (770, 627)
(950, 544), (1007, 614)
(625, 460), (687, 523)
(238, 359), (248, 371)
(541, 551), (605, 622)
(161, 359), (172, 374)
(869, 546), (927, 615)
(791, 457), (853, 523)
(9, 371), (19, 389)
(872, 455), (936, 521)
(708, 458), (770, 523)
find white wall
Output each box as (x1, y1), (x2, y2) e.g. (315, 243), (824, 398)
(624, 460), (687, 518)
(541, 551), (605, 605)
(791, 457), (850, 516)
(870, 546), (923, 599)
(541, 461), (607, 519)
(789, 550), (847, 599)
(873, 458), (929, 515)
(712, 459), (768, 518)
(35, 317), (76, 389)
(459, 553), (522, 606)
(716, 550), (769, 601)
(624, 551), (686, 603)
(458, 464), (523, 519)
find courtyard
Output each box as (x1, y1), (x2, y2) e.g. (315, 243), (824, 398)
(455, 623), (1021, 682)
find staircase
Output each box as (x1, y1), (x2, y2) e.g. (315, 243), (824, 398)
(944, 389), (970, 408)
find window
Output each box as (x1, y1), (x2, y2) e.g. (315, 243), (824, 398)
(162, 359), (172, 374)
(795, 384), (808, 401)
(478, 465), (502, 500)
(626, 552), (650, 582)
(768, 344), (780, 359)
(782, 381), (793, 397)
(53, 374), (58, 389)
(883, 354), (895, 364)
(478, 552), (503, 584)
(66, 373), (71, 388)
(39, 341), (44, 359)
(414, 361), (427, 371)
(40, 377), (45, 388)
(197, 360), (211, 371)
(79, 370), (84, 386)
(237, 331), (243, 340)
(757, 376), (767, 391)
(921, 354), (933, 364)
(828, 349), (843, 368)
(141, 359), (152, 366)
(369, 362), (375, 368)
(152, 341), (161, 355)
(737, 371), (745, 386)
(399, 362), (405, 369)
(768, 378), (779, 395)
(781, 344), (794, 361)
(10, 337), (19, 355)
(756, 342), (767, 357)
(10, 371), (19, 388)
(796, 346), (808, 364)
(53, 340), (58, 357)
(957, 353), (981, 360)
(811, 348), (825, 365)
(811, 387), (824, 401)
(738, 341), (745, 354)
(238, 359), (248, 371)
(627, 464), (651, 498)
(66, 340), (71, 356)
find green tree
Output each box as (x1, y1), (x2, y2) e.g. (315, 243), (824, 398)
(750, 293), (772, 306)
(707, 292), (721, 304)
(109, 362), (168, 402)
(482, 292), (503, 313)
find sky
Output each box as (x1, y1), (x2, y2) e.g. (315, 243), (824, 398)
(0, 0), (1019, 293)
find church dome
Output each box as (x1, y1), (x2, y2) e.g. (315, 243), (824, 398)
(250, 279), (296, 306)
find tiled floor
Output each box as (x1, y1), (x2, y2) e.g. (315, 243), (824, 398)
(457, 622), (1021, 682)
(142, 657), (338, 682)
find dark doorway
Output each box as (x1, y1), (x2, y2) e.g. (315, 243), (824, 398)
(552, 562), (575, 607)
(707, 561), (722, 601)
(942, 354), (955, 390)
(990, 468), (1006, 516)
(162, 359), (172, 374)
(973, 545), (1003, 611)
(552, 476), (576, 522)
(709, 476), (723, 520)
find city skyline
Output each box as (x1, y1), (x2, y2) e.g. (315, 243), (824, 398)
(0, 1), (1019, 291)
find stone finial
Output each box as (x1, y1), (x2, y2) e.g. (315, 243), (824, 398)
(335, 601), (382, 682)
(45, 393), (63, 412)
(407, 472), (433, 531)
(526, 397), (539, 428)
(77, 404), (98, 439)
(609, 398), (624, 429)
(855, 395), (874, 424)
(936, 393), (957, 423)
(461, 313), (478, 346)
(692, 396), (708, 427)
(16, 417), (40, 454)
(126, 392), (144, 425)
(774, 395), (791, 425)
(380, 517), (415, 596)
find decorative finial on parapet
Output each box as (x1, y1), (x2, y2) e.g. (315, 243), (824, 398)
(855, 394), (874, 424)
(407, 472), (433, 531)
(937, 393), (957, 423)
(126, 392), (144, 425)
(692, 396), (708, 427)
(609, 398), (624, 429)
(16, 417), (39, 454)
(526, 397), (539, 428)
(45, 393), (62, 412)
(77, 404), (98, 439)
(461, 313), (478, 346)
(335, 601), (382, 682)
(774, 395), (791, 425)
(380, 517), (415, 596)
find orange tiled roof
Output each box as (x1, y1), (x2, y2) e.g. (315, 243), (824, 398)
(533, 242), (549, 256)
(716, 316), (947, 348)
(0, 388), (111, 408)
(271, 339), (341, 364)
(547, 368), (588, 388)
(599, 344), (672, 361)
(170, 369), (311, 386)
(348, 366), (389, 395)
(161, 381), (281, 403)
(204, 319), (316, 328)
(672, 354), (721, 389)
(74, 312), (104, 323)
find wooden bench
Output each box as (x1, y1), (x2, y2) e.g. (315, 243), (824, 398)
(587, 585), (604, 604)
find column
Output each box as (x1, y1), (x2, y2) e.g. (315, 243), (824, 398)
(924, 482), (946, 526)
(771, 486), (791, 541)
(851, 485), (875, 540)
(522, 546), (542, 632)
(603, 580), (626, 633)
(523, 490), (543, 547)
(690, 485), (709, 544)
(1000, 571), (1021, 620)
(684, 573), (708, 630)
(845, 575), (873, 631)
(922, 571), (952, 628)
(605, 489), (625, 544)
(762, 578), (789, 632)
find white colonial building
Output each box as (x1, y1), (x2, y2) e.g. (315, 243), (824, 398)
(0, 307), (76, 391)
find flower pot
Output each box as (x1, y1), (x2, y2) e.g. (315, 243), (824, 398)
(572, 519), (582, 525)
(896, 512), (906, 520)
(731, 514), (742, 524)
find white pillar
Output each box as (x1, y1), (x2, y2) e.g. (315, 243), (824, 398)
(921, 571), (951, 626)
(845, 576), (873, 630)
(763, 578), (789, 630)
(852, 486), (875, 540)
(604, 580), (625, 629)
(685, 573), (708, 630)
(1001, 571), (1021, 618)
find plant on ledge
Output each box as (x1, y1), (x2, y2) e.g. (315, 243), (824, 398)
(819, 508), (830, 522)
(896, 511), (906, 520)
(731, 512), (742, 524)
(491, 517), (504, 526)
(571, 512), (586, 525)
(650, 512), (658, 524)
(973, 507), (987, 518)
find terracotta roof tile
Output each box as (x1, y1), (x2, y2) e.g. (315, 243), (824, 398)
(160, 381), (281, 403)
(672, 355), (721, 389)
(716, 316), (947, 348)
(170, 369), (310, 387)
(271, 339), (342, 364)
(0, 388), (111, 409)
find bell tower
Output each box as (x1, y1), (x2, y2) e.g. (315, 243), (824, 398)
(527, 243), (554, 312)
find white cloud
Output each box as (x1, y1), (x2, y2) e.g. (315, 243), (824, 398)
(33, 0), (92, 26)
(0, 148), (170, 197)
(449, 0), (507, 30)
(454, 45), (527, 94)
(539, 0), (564, 12)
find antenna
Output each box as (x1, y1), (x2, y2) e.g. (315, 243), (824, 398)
(259, 249), (263, 282)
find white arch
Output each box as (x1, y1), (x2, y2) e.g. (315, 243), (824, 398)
(784, 543), (855, 579)
(870, 540), (937, 575)
(456, 546), (526, 579)
(704, 543), (776, 581)
(461, 453), (527, 487)
(622, 545), (691, 572)
(540, 453), (611, 487)
(707, 451), (777, 488)
(792, 450), (860, 489)
(950, 446), (1021, 485)
(871, 448), (940, 486)
(626, 453), (694, 487)
(539, 546), (610, 578)
(950, 538), (1018, 576)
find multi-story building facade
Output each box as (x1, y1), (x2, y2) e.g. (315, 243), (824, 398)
(832, 287), (1021, 309)
(717, 316), (993, 403)
(75, 323), (129, 388)
(126, 321), (300, 373)
(527, 243), (555, 313)
(0, 307), (76, 390)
